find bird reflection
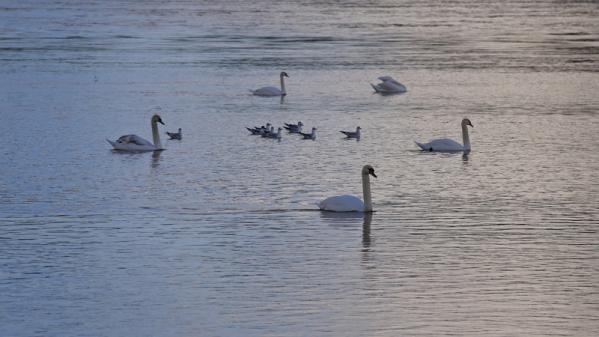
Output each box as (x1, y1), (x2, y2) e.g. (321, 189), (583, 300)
(462, 152), (470, 163)
(151, 150), (162, 167)
(318, 211), (373, 250)
(362, 212), (372, 250)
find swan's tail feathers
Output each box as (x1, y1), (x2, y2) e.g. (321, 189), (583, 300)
(414, 141), (428, 151)
(106, 139), (116, 147)
(248, 89), (256, 94)
(370, 83), (380, 92)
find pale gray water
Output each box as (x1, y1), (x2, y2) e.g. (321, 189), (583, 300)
(1, 1), (599, 336)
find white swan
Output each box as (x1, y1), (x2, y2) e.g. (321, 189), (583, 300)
(415, 118), (473, 152)
(107, 114), (165, 152)
(371, 76), (407, 94)
(250, 72), (289, 96)
(318, 165), (377, 212)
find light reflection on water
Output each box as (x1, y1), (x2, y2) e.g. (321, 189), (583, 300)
(1, 0), (599, 336)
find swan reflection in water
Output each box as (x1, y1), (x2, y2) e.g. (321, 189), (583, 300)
(362, 212), (372, 250)
(151, 150), (162, 168)
(318, 211), (373, 250)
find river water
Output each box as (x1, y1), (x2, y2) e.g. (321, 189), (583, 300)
(1, 1), (598, 336)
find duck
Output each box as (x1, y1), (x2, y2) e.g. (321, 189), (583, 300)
(247, 127), (263, 135)
(107, 114), (165, 152)
(415, 118), (473, 152)
(166, 128), (182, 140)
(284, 121), (303, 133)
(250, 72), (289, 96)
(248, 123), (271, 135)
(318, 165), (377, 212)
(263, 127), (282, 140)
(340, 126), (361, 139)
(299, 127), (317, 140)
(261, 126), (275, 137)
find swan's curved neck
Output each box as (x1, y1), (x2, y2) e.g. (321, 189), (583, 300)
(280, 75), (286, 95)
(462, 124), (470, 150)
(362, 173), (373, 212)
(152, 120), (162, 149)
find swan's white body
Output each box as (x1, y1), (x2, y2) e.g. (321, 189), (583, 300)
(318, 165), (376, 212)
(318, 195), (365, 212)
(107, 114), (165, 152)
(416, 118), (473, 152)
(371, 76), (407, 94)
(251, 72), (289, 96)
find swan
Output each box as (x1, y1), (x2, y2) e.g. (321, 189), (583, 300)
(318, 165), (377, 212)
(415, 118), (473, 152)
(340, 126), (361, 139)
(371, 76), (407, 94)
(250, 72), (289, 96)
(299, 127), (317, 140)
(166, 128), (182, 140)
(107, 114), (165, 152)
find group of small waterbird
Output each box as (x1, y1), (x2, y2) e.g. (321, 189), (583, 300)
(107, 72), (474, 212)
(246, 121), (361, 141)
(246, 121), (315, 140)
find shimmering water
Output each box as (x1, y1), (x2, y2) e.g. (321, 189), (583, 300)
(1, 1), (599, 336)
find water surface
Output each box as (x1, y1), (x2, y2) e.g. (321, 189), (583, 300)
(1, 1), (599, 336)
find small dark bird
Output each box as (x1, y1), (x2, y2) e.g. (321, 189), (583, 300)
(166, 128), (182, 140)
(284, 121), (303, 133)
(340, 126), (361, 139)
(247, 123), (271, 135)
(299, 127), (317, 140)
